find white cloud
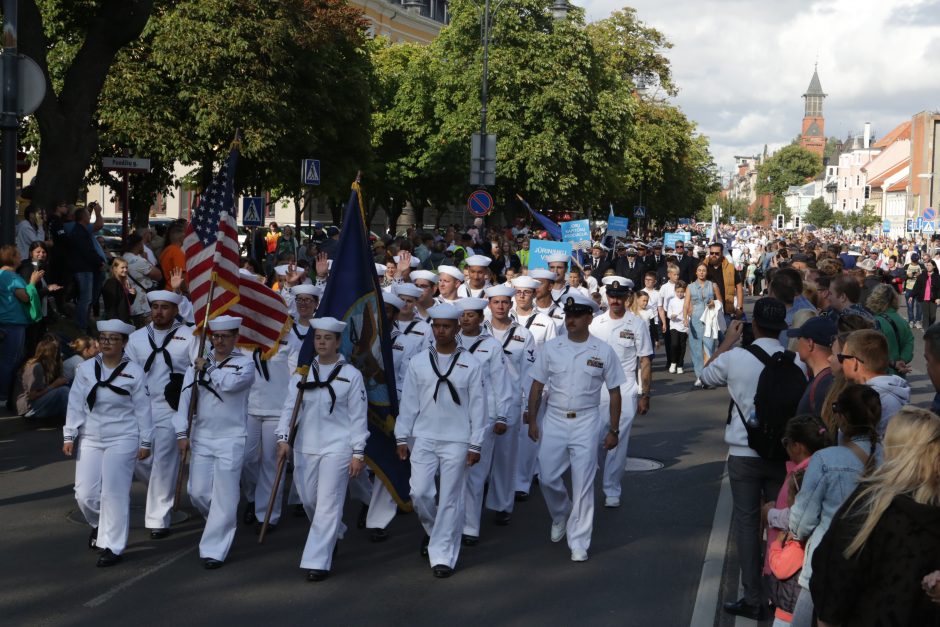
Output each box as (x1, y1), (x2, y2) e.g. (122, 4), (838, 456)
(580, 0), (940, 169)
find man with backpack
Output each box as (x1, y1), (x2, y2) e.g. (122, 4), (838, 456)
(701, 297), (808, 621)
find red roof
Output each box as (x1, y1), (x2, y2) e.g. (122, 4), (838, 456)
(887, 176), (909, 193)
(872, 121), (912, 148)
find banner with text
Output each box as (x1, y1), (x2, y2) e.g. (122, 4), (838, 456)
(663, 232), (693, 250)
(561, 219), (592, 251)
(606, 215), (629, 238)
(528, 239), (573, 270)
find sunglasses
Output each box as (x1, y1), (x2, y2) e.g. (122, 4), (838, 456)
(708, 251), (722, 256)
(836, 353), (864, 364)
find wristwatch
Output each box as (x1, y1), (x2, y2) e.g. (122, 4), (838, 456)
(609, 428), (620, 436)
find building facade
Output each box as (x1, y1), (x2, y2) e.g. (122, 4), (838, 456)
(910, 110), (940, 218)
(799, 67), (826, 158)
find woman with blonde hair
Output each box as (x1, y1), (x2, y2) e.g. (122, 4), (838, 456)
(15, 334), (69, 419)
(865, 283), (914, 378)
(62, 336), (99, 382)
(810, 407), (940, 626)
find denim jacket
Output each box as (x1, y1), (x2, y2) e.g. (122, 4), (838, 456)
(788, 437), (882, 588)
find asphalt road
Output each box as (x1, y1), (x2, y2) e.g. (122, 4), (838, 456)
(1, 315), (934, 627)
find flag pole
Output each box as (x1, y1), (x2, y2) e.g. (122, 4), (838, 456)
(258, 370), (308, 544)
(173, 274), (217, 510)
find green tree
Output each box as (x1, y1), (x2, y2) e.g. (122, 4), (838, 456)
(755, 144), (823, 199)
(804, 196), (834, 227)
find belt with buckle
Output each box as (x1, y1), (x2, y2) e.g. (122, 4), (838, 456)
(565, 411), (577, 419)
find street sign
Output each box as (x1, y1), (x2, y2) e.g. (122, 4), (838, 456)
(102, 157), (151, 172)
(882, 220), (891, 233)
(923, 221), (936, 234)
(561, 219), (592, 251)
(730, 216), (736, 224)
(469, 133), (497, 187)
(15, 151), (29, 174)
(302, 159), (321, 186)
(924, 207), (936, 221)
(242, 196), (265, 227)
(466, 189), (494, 217)
(0, 54), (46, 116)
(633, 206), (646, 218)
(907, 219), (915, 233)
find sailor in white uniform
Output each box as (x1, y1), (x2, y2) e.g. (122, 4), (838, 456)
(456, 254), (492, 298)
(589, 277), (653, 507)
(546, 252), (573, 304)
(173, 315), (255, 568)
(393, 282), (433, 347)
(395, 304), (486, 578)
(435, 265), (464, 304)
(526, 292), (626, 562)
(276, 317), (368, 582)
(125, 290), (195, 539)
(530, 268), (566, 332)
(409, 270), (439, 321)
(63, 319), (153, 567)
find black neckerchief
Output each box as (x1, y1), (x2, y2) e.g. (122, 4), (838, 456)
(552, 285), (570, 305)
(183, 356), (231, 402)
(144, 323), (182, 373)
(429, 348), (462, 405)
(253, 348), (270, 381)
(297, 360), (344, 413)
(86, 356), (131, 410)
(292, 322), (309, 341)
(403, 319), (420, 335)
(499, 323), (518, 355)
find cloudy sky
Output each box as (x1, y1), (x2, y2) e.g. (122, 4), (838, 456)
(581, 0), (940, 182)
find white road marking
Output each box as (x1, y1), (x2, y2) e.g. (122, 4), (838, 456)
(689, 463), (733, 627)
(83, 545), (198, 608)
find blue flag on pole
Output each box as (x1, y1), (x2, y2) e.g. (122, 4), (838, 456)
(296, 181), (411, 509)
(517, 194), (561, 240)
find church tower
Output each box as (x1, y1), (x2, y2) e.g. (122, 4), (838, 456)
(800, 65), (826, 157)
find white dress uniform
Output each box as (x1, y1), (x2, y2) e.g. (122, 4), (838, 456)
(480, 320), (535, 517)
(536, 302), (566, 332)
(276, 356), (368, 572)
(395, 346), (486, 570)
(589, 308), (652, 501)
(242, 338), (291, 526)
(530, 333), (626, 554)
(173, 345), (254, 562)
(126, 320), (195, 530)
(284, 319), (312, 508)
(456, 283), (490, 299)
(65, 354), (153, 555)
(457, 327), (513, 539)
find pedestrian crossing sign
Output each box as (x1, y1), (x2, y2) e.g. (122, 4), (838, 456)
(302, 158), (321, 186)
(242, 196), (265, 227)
(923, 220), (936, 234)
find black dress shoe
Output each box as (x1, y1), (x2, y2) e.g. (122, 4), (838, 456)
(88, 527), (99, 550)
(420, 534), (430, 557)
(150, 528), (171, 540)
(432, 564), (453, 578)
(514, 491), (529, 502)
(369, 528), (389, 543)
(96, 549), (121, 567)
(461, 534), (479, 547)
(493, 511), (512, 526)
(292, 504), (306, 518)
(242, 502), (256, 525)
(307, 569), (330, 582)
(255, 522), (277, 535)
(203, 558), (224, 570)
(722, 599), (767, 620)
(356, 504), (369, 529)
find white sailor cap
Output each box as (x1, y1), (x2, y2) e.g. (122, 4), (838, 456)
(375, 263), (387, 277)
(411, 270), (439, 284)
(602, 275), (634, 295)
(274, 264), (291, 276)
(529, 268), (556, 281)
(561, 291), (599, 314)
(293, 284), (322, 298)
(384, 292), (405, 310)
(427, 303), (461, 320)
(97, 319), (135, 335)
(464, 254), (492, 267)
(146, 290), (182, 306)
(485, 285), (515, 299)
(437, 265), (465, 282)
(394, 283), (423, 299)
(545, 253), (570, 264)
(393, 255), (421, 268)
(512, 276), (541, 290)
(454, 297), (489, 312)
(311, 317), (346, 334)
(208, 315), (242, 332)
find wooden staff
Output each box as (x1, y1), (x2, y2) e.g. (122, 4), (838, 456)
(258, 370), (308, 544)
(173, 277), (216, 510)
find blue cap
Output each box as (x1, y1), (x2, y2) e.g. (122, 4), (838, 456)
(785, 315), (837, 347)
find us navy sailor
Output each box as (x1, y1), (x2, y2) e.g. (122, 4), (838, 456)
(456, 255), (492, 298)
(395, 303), (486, 578)
(588, 276), (653, 508)
(63, 319), (153, 567)
(125, 290), (195, 539)
(276, 317), (368, 582)
(526, 291), (626, 562)
(173, 315), (255, 569)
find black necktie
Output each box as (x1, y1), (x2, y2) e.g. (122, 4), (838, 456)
(253, 348), (270, 381)
(183, 357), (229, 402)
(86, 359), (131, 410)
(297, 362), (343, 413)
(144, 324), (180, 373)
(429, 351), (461, 405)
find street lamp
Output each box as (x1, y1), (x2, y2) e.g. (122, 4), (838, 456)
(551, 0), (570, 20)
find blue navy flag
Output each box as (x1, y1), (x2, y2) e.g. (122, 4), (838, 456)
(517, 194), (562, 240)
(295, 182), (410, 509)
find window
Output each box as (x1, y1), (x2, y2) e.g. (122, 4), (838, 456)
(842, 199), (847, 210)
(856, 175), (860, 186)
(855, 199), (859, 210)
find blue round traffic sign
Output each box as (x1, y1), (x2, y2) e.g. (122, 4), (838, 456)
(925, 207), (937, 221)
(467, 189), (494, 217)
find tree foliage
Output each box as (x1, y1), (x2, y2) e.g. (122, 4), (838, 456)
(804, 196), (834, 227)
(755, 145), (823, 198)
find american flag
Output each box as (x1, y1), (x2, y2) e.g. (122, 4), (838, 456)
(232, 271), (291, 358)
(183, 146), (241, 329)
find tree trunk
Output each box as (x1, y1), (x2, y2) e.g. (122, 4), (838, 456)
(19, 0), (156, 210)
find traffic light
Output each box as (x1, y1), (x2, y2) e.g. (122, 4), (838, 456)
(794, 215), (801, 229)
(776, 214), (784, 229)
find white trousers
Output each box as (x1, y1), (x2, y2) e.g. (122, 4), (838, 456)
(597, 388), (639, 500)
(294, 451), (350, 571)
(366, 479), (398, 530)
(189, 436), (245, 561)
(348, 468), (372, 506)
(135, 425), (179, 529)
(463, 423), (496, 537)
(487, 409), (521, 514)
(75, 437), (137, 555)
(537, 408), (599, 552)
(515, 397), (547, 493)
(410, 438), (467, 569)
(243, 416), (285, 525)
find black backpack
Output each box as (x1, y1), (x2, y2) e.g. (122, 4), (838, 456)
(730, 345), (807, 461)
